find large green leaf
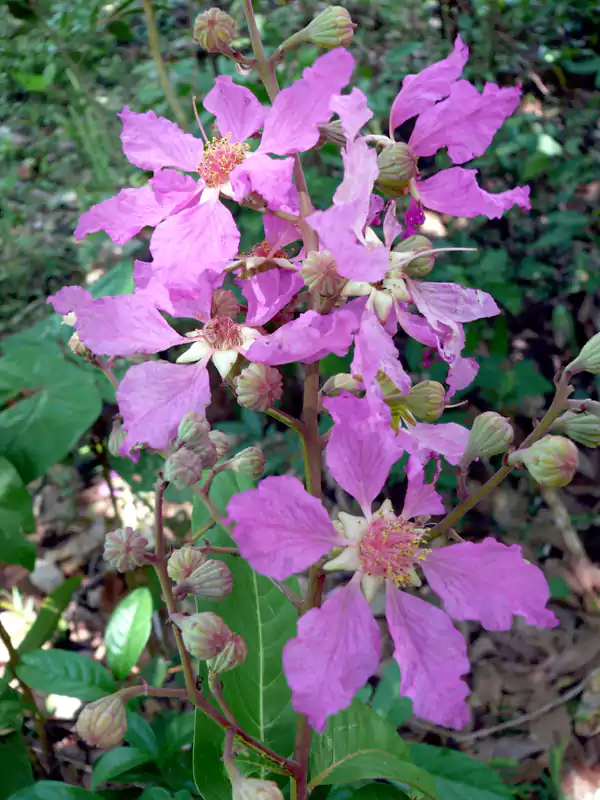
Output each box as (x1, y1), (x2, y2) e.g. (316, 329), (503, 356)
(349, 785), (410, 799)
(0, 457), (35, 570)
(309, 701), (436, 798)
(125, 711), (159, 759)
(192, 712), (231, 800)
(18, 576), (82, 655)
(16, 650), (117, 700)
(9, 784), (104, 800)
(0, 732), (33, 799)
(0, 682), (23, 735)
(0, 346), (102, 482)
(91, 747), (153, 790)
(408, 744), (512, 800)
(105, 587), (153, 680)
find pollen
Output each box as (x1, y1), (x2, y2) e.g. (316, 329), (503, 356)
(202, 315), (244, 350)
(197, 134), (249, 188)
(359, 514), (429, 587)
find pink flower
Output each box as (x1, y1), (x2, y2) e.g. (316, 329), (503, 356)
(389, 36), (530, 225)
(75, 49), (354, 287)
(226, 399), (557, 731)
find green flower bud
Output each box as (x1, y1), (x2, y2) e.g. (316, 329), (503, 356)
(164, 447), (208, 488)
(405, 381), (446, 423)
(107, 416), (126, 458)
(375, 144), (418, 198)
(303, 6), (356, 49)
(320, 373), (362, 398)
(301, 250), (346, 297)
(76, 694), (127, 749)
(552, 411), (600, 448)
(227, 447), (265, 479)
(391, 235), (435, 277)
(207, 633), (247, 675)
(176, 412), (212, 454)
(193, 8), (237, 53)
(235, 363), (283, 412)
(173, 559), (233, 602)
(318, 119), (346, 149)
(104, 527), (149, 572)
(209, 430), (231, 460)
(171, 612), (233, 660)
(567, 333), (600, 376)
(461, 412), (514, 467)
(167, 545), (207, 584)
(508, 435), (579, 487)
(233, 778), (284, 800)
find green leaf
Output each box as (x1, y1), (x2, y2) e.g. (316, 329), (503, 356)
(370, 663), (413, 727)
(309, 701), (436, 798)
(92, 747), (153, 790)
(192, 712), (230, 800)
(9, 784), (104, 800)
(18, 576), (83, 655)
(348, 785), (410, 799)
(408, 743), (512, 800)
(0, 457), (35, 571)
(0, 732), (33, 799)
(138, 790), (171, 800)
(0, 684), (23, 735)
(160, 712), (195, 761)
(16, 650), (117, 700)
(0, 347), (102, 483)
(125, 711), (159, 759)
(105, 588), (153, 680)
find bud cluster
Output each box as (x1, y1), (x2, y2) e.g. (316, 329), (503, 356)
(171, 612), (246, 671)
(164, 413), (223, 489)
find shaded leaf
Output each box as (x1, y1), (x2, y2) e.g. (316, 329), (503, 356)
(0, 732), (33, 799)
(105, 588), (153, 680)
(16, 650), (117, 700)
(0, 456), (35, 571)
(9, 783), (104, 800)
(125, 711), (159, 759)
(91, 747), (153, 790)
(349, 785), (410, 799)
(409, 743), (512, 800)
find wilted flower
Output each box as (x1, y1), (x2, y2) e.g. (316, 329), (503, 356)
(235, 363), (283, 411)
(76, 694), (127, 749)
(104, 527), (149, 572)
(508, 435), (579, 487)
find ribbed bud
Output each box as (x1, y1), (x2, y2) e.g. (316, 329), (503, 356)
(318, 119), (346, 149)
(193, 8), (237, 53)
(461, 412), (514, 468)
(104, 527), (149, 572)
(212, 288), (240, 320)
(566, 333), (600, 376)
(405, 381), (445, 422)
(375, 144), (418, 198)
(235, 363), (283, 411)
(171, 612), (233, 660)
(552, 411), (600, 448)
(207, 633), (247, 675)
(175, 412), (212, 452)
(173, 559), (233, 602)
(303, 6), (356, 49)
(107, 416), (126, 458)
(167, 545), (207, 584)
(76, 694), (127, 749)
(320, 373), (362, 398)
(392, 235), (436, 277)
(209, 430), (231, 460)
(164, 447), (208, 488)
(508, 435), (579, 488)
(68, 332), (93, 360)
(227, 447), (265, 478)
(233, 778), (284, 800)
(301, 250), (346, 297)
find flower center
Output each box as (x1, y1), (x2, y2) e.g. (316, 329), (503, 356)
(197, 135), (249, 188)
(202, 315), (244, 350)
(359, 515), (428, 586)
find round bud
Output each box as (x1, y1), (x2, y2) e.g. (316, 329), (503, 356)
(461, 412), (514, 468)
(375, 144), (418, 198)
(173, 559), (233, 602)
(232, 778), (284, 800)
(167, 545), (207, 584)
(301, 250), (346, 297)
(508, 435), (579, 488)
(566, 333), (600, 376)
(209, 430), (231, 460)
(207, 633), (247, 675)
(104, 527), (149, 572)
(235, 363), (283, 412)
(164, 447), (209, 489)
(405, 381), (445, 422)
(392, 235), (436, 277)
(212, 288), (240, 320)
(107, 416), (126, 458)
(304, 6), (356, 50)
(171, 612), (233, 660)
(226, 447), (266, 479)
(176, 412), (211, 452)
(320, 373), (362, 398)
(552, 411), (600, 448)
(76, 694), (127, 749)
(193, 8), (237, 53)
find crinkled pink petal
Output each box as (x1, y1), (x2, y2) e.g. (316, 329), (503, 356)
(383, 202), (403, 249)
(226, 476), (342, 580)
(238, 269), (303, 326)
(150, 196), (240, 286)
(229, 153), (295, 210)
(259, 48), (355, 156)
(263, 215), (300, 251)
(447, 355), (479, 397)
(330, 87), (373, 142)
(367, 193), (385, 227)
(409, 81), (521, 164)
(386, 587), (470, 728)
(408, 279), (500, 324)
(246, 304), (361, 365)
(118, 106), (205, 172)
(422, 539), (559, 631)
(389, 36), (469, 134)
(401, 456), (444, 520)
(117, 360), (211, 456)
(133, 260), (221, 321)
(396, 307), (438, 347)
(352, 310), (411, 394)
(49, 285), (93, 316)
(203, 76), (266, 143)
(324, 393), (404, 516)
(406, 422), (469, 466)
(417, 167), (531, 220)
(150, 169), (199, 196)
(333, 138), (379, 237)
(283, 577), (381, 732)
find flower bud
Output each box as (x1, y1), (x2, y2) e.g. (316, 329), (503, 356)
(301, 250), (346, 297)
(207, 633), (247, 675)
(567, 333), (600, 376)
(375, 144), (418, 198)
(303, 6), (356, 49)
(233, 778), (284, 800)
(320, 373), (362, 398)
(107, 416), (126, 457)
(508, 435), (579, 487)
(212, 288), (240, 320)
(318, 119), (346, 149)
(226, 447), (265, 479)
(68, 332), (93, 360)
(173, 559), (233, 602)
(167, 545), (207, 584)
(171, 612), (233, 660)
(176, 412), (211, 451)
(392, 235), (436, 277)
(552, 411), (600, 448)
(405, 381), (445, 423)
(193, 8), (237, 53)
(164, 447), (209, 488)
(235, 363), (283, 412)
(209, 430), (231, 460)
(76, 694), (127, 749)
(104, 527), (149, 572)
(461, 412), (514, 468)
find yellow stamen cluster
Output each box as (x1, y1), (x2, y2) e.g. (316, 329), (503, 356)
(359, 516), (429, 587)
(197, 134), (249, 188)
